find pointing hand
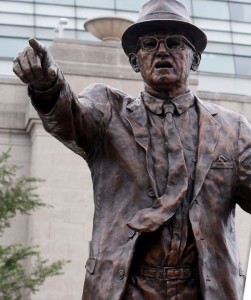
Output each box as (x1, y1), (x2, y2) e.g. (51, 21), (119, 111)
(13, 38), (58, 90)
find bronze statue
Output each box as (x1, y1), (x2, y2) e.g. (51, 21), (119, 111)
(13, 0), (251, 299)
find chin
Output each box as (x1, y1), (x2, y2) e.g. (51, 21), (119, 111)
(152, 75), (179, 86)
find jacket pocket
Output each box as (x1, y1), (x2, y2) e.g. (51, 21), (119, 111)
(210, 161), (234, 169)
(85, 257), (96, 275)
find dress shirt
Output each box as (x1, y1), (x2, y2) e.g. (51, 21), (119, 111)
(123, 90), (202, 300)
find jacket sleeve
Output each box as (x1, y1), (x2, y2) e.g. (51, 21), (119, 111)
(28, 70), (112, 159)
(235, 115), (251, 213)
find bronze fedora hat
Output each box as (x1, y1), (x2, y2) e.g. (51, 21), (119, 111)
(122, 0), (207, 56)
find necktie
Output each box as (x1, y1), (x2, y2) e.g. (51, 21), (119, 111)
(127, 102), (188, 232)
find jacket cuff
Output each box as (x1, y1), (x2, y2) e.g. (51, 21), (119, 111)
(28, 70), (65, 113)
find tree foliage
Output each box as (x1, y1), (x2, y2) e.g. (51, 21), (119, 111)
(0, 150), (66, 300)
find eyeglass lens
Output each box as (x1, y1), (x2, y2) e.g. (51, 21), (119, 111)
(141, 36), (185, 52)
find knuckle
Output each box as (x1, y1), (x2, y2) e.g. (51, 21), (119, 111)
(32, 65), (44, 80)
(32, 64), (42, 73)
(22, 65), (31, 74)
(18, 74), (29, 84)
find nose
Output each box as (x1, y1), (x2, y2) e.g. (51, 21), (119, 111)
(157, 41), (168, 53)
(156, 41), (170, 57)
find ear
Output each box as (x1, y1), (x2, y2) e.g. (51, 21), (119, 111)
(129, 53), (140, 73)
(191, 51), (201, 71)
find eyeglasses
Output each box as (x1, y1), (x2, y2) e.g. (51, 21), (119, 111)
(136, 35), (196, 53)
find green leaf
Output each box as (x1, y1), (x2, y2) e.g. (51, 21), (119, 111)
(0, 150), (67, 300)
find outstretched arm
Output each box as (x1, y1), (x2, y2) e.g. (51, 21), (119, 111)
(13, 39), (112, 158)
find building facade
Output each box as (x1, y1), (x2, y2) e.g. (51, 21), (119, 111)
(0, 1), (251, 300)
(1, 0), (251, 78)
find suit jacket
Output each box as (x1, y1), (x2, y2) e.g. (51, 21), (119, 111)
(30, 76), (251, 300)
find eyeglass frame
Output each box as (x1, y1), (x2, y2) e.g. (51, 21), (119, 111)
(135, 35), (196, 53)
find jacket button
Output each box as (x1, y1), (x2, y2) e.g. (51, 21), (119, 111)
(147, 188), (155, 197)
(118, 269), (125, 280)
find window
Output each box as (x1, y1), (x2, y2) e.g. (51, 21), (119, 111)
(193, 0), (230, 20)
(206, 42), (233, 55)
(194, 18), (230, 32)
(235, 56), (251, 76)
(76, 7), (114, 20)
(35, 4), (75, 17)
(230, 3), (251, 22)
(0, 37), (32, 57)
(204, 30), (232, 43)
(35, 27), (63, 40)
(113, 11), (138, 22)
(115, 0), (145, 11)
(231, 22), (251, 34)
(233, 33), (251, 46)
(0, 24), (34, 38)
(199, 53), (235, 74)
(234, 44), (251, 56)
(0, 12), (34, 26)
(35, 15), (75, 29)
(6, 0), (33, 2)
(230, 0), (251, 2)
(1, 1), (33, 13)
(35, 0), (74, 5)
(75, 0), (115, 9)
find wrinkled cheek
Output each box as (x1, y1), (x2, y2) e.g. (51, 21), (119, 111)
(141, 69), (152, 84)
(182, 62), (191, 79)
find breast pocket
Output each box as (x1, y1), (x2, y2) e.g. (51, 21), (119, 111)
(210, 161), (234, 169)
(208, 160), (235, 200)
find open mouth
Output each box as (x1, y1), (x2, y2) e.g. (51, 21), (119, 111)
(155, 61), (173, 69)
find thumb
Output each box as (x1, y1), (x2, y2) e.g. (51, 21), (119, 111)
(29, 37), (57, 79)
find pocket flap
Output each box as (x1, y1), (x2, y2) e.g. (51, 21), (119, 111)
(211, 161), (233, 169)
(85, 257), (96, 275)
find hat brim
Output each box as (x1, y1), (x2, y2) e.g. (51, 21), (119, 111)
(121, 19), (207, 56)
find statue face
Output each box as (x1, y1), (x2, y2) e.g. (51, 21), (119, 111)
(130, 34), (199, 97)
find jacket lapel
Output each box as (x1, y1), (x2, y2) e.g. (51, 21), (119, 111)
(125, 95), (221, 202)
(125, 96), (149, 151)
(192, 97), (221, 201)
(125, 96), (159, 196)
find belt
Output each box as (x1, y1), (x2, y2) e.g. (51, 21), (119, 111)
(137, 265), (196, 280)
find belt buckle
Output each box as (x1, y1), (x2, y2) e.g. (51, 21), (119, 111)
(164, 267), (186, 280)
(163, 267), (179, 280)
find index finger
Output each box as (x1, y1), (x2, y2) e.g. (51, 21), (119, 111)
(28, 38), (46, 55)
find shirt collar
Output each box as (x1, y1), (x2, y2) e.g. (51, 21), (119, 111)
(142, 90), (195, 115)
